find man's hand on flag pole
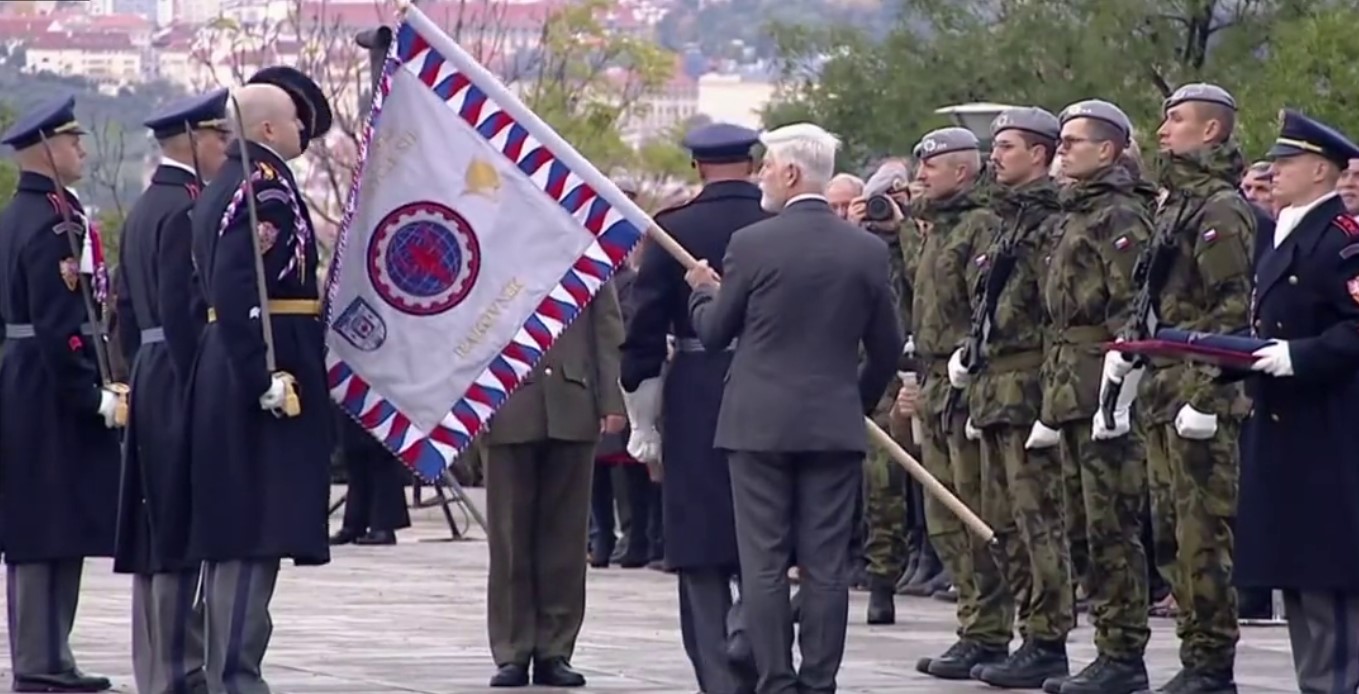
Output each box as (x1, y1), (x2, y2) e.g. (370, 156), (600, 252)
(684, 260), (720, 290)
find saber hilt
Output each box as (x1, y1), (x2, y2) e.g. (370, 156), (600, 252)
(227, 94), (299, 417)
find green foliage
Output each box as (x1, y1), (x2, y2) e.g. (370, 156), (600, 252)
(523, 0), (673, 171)
(95, 208), (126, 269)
(767, 0), (1352, 166)
(0, 103), (16, 202)
(655, 0), (894, 61)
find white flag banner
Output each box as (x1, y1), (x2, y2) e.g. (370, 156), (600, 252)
(325, 4), (651, 480)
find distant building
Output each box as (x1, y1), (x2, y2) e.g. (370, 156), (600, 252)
(696, 73), (774, 129)
(26, 32), (145, 86)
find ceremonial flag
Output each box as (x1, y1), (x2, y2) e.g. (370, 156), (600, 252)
(324, 4), (651, 481)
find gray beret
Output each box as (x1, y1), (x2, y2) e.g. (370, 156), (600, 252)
(1059, 100), (1132, 143)
(1163, 83), (1236, 112)
(913, 127), (979, 161)
(991, 107), (1060, 141)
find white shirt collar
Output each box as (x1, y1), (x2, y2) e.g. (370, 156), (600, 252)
(1275, 191), (1337, 248)
(159, 156), (197, 177)
(785, 193), (828, 208)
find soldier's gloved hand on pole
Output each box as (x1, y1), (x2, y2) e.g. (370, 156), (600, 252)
(964, 417), (981, 441)
(1092, 366), (1144, 440)
(1250, 340), (1293, 377)
(623, 377), (663, 464)
(902, 335), (916, 358)
(1174, 404), (1217, 440)
(1102, 347), (1135, 383)
(97, 387), (121, 429)
(1024, 421), (1060, 449)
(259, 373), (289, 413)
(947, 347), (970, 388)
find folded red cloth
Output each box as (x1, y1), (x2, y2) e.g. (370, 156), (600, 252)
(596, 452), (640, 466)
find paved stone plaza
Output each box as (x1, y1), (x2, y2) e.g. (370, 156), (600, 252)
(2, 487), (1298, 692)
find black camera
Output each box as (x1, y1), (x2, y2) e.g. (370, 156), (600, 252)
(861, 161), (909, 224)
(864, 194), (898, 222)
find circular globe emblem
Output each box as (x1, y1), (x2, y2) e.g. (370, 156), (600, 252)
(368, 201), (481, 316)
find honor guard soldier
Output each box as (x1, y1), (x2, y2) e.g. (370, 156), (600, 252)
(948, 107), (1075, 688)
(908, 126), (1012, 681)
(184, 67), (333, 694)
(0, 95), (118, 693)
(619, 123), (770, 694)
(1118, 83), (1253, 694)
(113, 88), (232, 694)
(1239, 111), (1359, 694)
(1042, 100), (1155, 694)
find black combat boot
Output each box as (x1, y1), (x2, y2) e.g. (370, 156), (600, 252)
(977, 637), (1068, 688)
(924, 639), (1008, 680)
(866, 577), (895, 625)
(900, 539), (943, 596)
(1137, 667), (1236, 694)
(1050, 654), (1149, 694)
(896, 529), (922, 594)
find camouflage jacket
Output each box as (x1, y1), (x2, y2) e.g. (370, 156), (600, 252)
(869, 225), (912, 426)
(1040, 165), (1154, 425)
(912, 187), (996, 415)
(969, 178), (1061, 428)
(1138, 144), (1255, 423)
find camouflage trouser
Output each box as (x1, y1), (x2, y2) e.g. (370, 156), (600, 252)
(863, 443), (908, 585)
(1146, 430), (1179, 595)
(920, 409), (1011, 648)
(981, 425), (1073, 642)
(1061, 441), (1091, 589)
(1060, 419), (1151, 659)
(1144, 420), (1240, 673)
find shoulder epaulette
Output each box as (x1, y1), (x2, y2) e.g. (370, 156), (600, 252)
(256, 162), (278, 181)
(45, 192), (68, 217)
(1332, 213), (1359, 240)
(185, 182), (201, 200)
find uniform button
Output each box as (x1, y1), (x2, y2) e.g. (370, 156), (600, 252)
(1253, 319), (1262, 330)
(544, 367), (553, 376)
(1275, 321), (1283, 330)
(1270, 413), (1280, 422)
(1288, 275), (1299, 285)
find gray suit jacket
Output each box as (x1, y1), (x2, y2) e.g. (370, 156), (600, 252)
(687, 198), (903, 452)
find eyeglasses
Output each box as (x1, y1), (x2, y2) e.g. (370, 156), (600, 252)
(1058, 136), (1104, 150)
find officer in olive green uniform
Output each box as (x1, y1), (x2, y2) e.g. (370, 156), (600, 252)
(483, 285), (627, 689)
(908, 127), (1013, 680)
(1116, 84), (1253, 694)
(950, 107), (1073, 688)
(1036, 100), (1155, 694)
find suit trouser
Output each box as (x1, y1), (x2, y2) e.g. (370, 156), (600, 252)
(728, 449), (861, 694)
(678, 568), (750, 694)
(919, 410), (1011, 647)
(132, 568), (208, 694)
(341, 444), (412, 534)
(202, 559), (280, 694)
(1282, 589), (1359, 693)
(484, 440), (594, 666)
(5, 560), (84, 677)
(1144, 421), (1240, 672)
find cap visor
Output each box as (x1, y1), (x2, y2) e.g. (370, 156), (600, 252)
(1265, 143), (1306, 161)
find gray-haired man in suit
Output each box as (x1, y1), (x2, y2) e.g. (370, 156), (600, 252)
(684, 122), (904, 694)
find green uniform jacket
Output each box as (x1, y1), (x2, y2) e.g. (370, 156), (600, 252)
(1040, 165), (1155, 425)
(1138, 144), (1255, 423)
(486, 282), (626, 444)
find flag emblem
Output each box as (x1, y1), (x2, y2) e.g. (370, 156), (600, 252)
(1113, 236), (1130, 250)
(367, 201), (481, 316)
(1203, 228), (1218, 242)
(333, 297), (388, 352)
(59, 257), (78, 291)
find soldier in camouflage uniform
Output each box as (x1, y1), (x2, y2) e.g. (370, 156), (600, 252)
(1117, 84), (1253, 694)
(949, 108), (1073, 688)
(908, 127), (1013, 680)
(1037, 101), (1155, 694)
(838, 170), (911, 625)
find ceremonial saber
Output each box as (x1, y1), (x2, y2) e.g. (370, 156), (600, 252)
(227, 93), (300, 417)
(39, 132), (128, 427)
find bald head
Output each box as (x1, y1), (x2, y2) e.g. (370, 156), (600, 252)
(230, 83), (302, 159)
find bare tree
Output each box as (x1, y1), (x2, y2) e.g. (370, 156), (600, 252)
(83, 113), (129, 219)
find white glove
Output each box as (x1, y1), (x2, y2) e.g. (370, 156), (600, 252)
(947, 348), (970, 388)
(97, 388), (120, 428)
(1091, 367), (1145, 440)
(1174, 404), (1218, 440)
(623, 377), (663, 463)
(1025, 421), (1060, 449)
(1250, 340), (1294, 377)
(259, 374), (288, 412)
(903, 335), (916, 357)
(1102, 348), (1135, 383)
(964, 417), (981, 441)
